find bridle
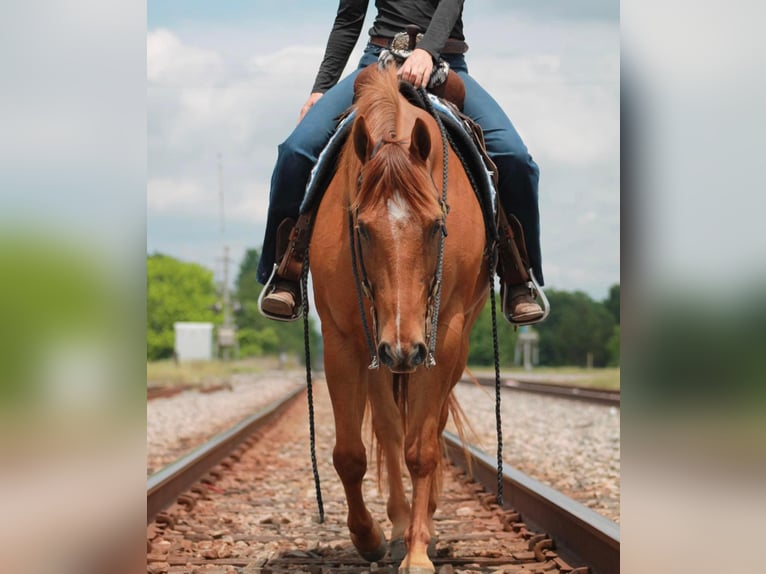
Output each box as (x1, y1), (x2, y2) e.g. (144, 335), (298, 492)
(348, 98), (450, 370)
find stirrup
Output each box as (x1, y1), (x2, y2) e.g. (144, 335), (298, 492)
(258, 264), (301, 322)
(501, 268), (550, 326)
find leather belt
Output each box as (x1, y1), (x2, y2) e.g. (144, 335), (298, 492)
(369, 35), (468, 55)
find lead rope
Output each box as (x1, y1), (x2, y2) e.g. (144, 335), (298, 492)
(301, 253), (324, 523)
(488, 248), (504, 506)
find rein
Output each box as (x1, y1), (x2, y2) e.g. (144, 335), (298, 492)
(348, 208), (380, 369)
(419, 88), (450, 368)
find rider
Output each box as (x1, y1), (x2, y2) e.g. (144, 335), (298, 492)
(257, 0), (545, 325)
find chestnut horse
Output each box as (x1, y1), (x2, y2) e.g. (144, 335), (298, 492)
(310, 64), (489, 573)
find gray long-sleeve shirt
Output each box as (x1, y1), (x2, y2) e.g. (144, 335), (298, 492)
(311, 0), (465, 93)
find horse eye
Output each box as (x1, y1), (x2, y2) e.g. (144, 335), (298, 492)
(430, 220), (443, 238)
(357, 222), (370, 239)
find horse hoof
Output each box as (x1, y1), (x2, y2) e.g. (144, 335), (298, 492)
(358, 537), (388, 562)
(352, 520), (388, 562)
(427, 536), (438, 557)
(398, 567), (435, 574)
(390, 537), (407, 561)
(390, 536), (438, 561)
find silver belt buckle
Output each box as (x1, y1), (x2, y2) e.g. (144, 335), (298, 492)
(390, 30), (423, 58)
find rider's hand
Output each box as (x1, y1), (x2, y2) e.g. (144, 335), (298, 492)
(299, 92), (324, 123)
(397, 48), (434, 89)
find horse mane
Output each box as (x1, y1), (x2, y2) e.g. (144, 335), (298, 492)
(349, 66), (441, 215)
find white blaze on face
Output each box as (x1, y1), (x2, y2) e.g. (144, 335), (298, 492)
(386, 191), (410, 352)
(387, 191), (410, 225)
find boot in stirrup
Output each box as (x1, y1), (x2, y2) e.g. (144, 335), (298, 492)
(258, 218), (303, 321)
(501, 281), (545, 325)
(496, 209), (548, 325)
(260, 275), (301, 320)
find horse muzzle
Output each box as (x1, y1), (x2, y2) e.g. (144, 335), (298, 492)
(377, 341), (427, 373)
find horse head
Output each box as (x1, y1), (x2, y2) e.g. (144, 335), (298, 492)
(350, 112), (445, 373)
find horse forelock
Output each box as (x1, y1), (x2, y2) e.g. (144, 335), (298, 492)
(350, 66), (440, 216)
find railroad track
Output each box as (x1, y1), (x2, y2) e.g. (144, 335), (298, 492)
(147, 380), (619, 574)
(472, 377), (620, 407)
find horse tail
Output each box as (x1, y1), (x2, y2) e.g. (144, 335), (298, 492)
(445, 390), (476, 477)
(369, 374), (409, 492)
(422, 391), (476, 505)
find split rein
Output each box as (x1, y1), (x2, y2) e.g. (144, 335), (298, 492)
(300, 89), (505, 524)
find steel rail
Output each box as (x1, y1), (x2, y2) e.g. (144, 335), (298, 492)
(147, 385), (305, 524)
(443, 430), (620, 574)
(472, 377), (620, 406)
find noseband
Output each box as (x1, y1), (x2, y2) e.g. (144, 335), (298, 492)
(348, 91), (450, 370)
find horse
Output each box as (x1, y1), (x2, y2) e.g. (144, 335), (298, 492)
(309, 63), (490, 573)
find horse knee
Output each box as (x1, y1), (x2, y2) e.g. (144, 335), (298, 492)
(404, 441), (438, 479)
(333, 445), (367, 483)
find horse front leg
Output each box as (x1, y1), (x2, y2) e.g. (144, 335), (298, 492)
(369, 372), (410, 554)
(400, 407), (442, 574)
(324, 343), (388, 562)
(400, 318), (468, 573)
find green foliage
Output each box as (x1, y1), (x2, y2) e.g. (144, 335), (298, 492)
(146, 253), (219, 360)
(632, 293), (766, 409)
(0, 236), (117, 410)
(234, 248), (320, 359)
(467, 298), (519, 366)
(607, 325), (620, 366)
(147, 244), (622, 371)
(605, 283), (620, 324)
(466, 285), (622, 368)
(235, 248), (264, 304)
(536, 289), (617, 367)
(236, 327), (280, 357)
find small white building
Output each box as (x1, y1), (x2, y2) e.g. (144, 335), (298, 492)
(174, 322), (214, 362)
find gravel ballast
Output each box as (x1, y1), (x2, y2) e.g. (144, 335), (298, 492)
(147, 373), (619, 523)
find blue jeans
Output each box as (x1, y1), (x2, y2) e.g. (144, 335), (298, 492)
(257, 43), (543, 285)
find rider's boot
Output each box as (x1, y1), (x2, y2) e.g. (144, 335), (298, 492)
(497, 208), (545, 325)
(259, 217), (306, 321)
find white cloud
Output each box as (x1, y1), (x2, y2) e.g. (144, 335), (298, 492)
(148, 28), (226, 87)
(147, 178), (212, 214)
(247, 45), (325, 78)
(466, 17), (620, 168)
(229, 186), (271, 222)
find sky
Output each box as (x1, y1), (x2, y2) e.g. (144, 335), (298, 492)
(147, 0), (620, 300)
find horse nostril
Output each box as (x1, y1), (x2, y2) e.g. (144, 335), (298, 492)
(410, 343), (427, 367)
(378, 343), (395, 368)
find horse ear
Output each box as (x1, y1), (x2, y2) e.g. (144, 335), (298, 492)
(353, 115), (372, 164)
(409, 117), (431, 163)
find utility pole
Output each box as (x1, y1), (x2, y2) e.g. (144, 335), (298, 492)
(216, 153), (236, 360)
(218, 152), (225, 236)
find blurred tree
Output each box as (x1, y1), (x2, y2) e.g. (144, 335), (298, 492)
(1, 237), (117, 409)
(146, 253), (218, 360)
(536, 289), (616, 367)
(607, 325), (620, 366)
(604, 283), (620, 324)
(234, 248), (264, 305)
(467, 297), (519, 367)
